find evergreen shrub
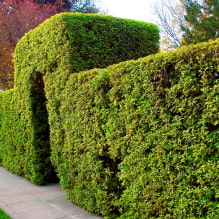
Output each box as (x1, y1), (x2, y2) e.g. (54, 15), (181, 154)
(0, 208), (12, 219)
(8, 13), (159, 184)
(2, 11), (219, 218)
(0, 89), (25, 173)
(55, 38), (219, 218)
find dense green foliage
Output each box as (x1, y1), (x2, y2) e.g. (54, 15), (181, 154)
(0, 89), (23, 172)
(0, 209), (11, 219)
(1, 11), (219, 218)
(0, 88), (54, 183)
(182, 0), (219, 44)
(109, 39), (219, 218)
(50, 38), (219, 218)
(1, 12), (158, 185)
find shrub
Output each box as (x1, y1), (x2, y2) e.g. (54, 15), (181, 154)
(55, 38), (219, 217)
(10, 12), (159, 185)
(110, 39), (219, 218)
(0, 209), (11, 219)
(1, 11), (219, 218)
(0, 89), (25, 174)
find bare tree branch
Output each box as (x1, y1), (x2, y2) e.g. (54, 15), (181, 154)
(153, 0), (186, 50)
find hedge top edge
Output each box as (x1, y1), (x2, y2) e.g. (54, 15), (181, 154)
(14, 12), (159, 86)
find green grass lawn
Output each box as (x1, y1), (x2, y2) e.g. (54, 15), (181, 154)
(0, 209), (12, 219)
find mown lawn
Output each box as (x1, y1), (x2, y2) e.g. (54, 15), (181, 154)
(0, 209), (12, 219)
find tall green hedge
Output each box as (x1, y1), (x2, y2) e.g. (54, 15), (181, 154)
(108, 40), (219, 218)
(0, 89), (24, 173)
(0, 88), (55, 183)
(2, 10), (219, 218)
(52, 38), (219, 218)
(5, 13), (158, 184)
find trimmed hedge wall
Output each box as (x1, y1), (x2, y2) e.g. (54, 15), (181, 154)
(110, 41), (219, 218)
(3, 13), (158, 184)
(0, 88), (55, 183)
(0, 89), (24, 173)
(52, 38), (219, 218)
(1, 11), (219, 218)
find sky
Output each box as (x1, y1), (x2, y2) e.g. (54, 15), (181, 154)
(98, 0), (157, 24)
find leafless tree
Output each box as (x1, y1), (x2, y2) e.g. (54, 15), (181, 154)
(153, 0), (186, 50)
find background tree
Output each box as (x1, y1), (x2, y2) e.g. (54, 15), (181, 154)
(154, 0), (219, 50)
(71, 0), (99, 13)
(0, 0), (70, 90)
(153, 0), (187, 51)
(34, 0), (71, 9)
(0, 40), (12, 91)
(181, 0), (219, 45)
(0, 0), (101, 90)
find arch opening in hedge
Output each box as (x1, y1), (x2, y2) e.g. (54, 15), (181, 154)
(12, 12), (159, 184)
